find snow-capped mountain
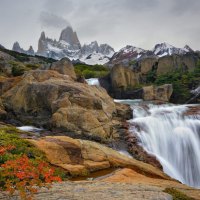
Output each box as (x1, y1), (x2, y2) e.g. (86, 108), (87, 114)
(12, 42), (35, 56)
(108, 43), (194, 65)
(36, 26), (114, 64)
(109, 45), (152, 65)
(152, 43), (193, 57)
(11, 26), (194, 66)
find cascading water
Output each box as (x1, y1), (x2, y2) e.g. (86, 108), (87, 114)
(86, 78), (100, 86)
(127, 103), (200, 188)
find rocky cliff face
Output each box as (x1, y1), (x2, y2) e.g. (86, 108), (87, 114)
(59, 26), (81, 48)
(100, 64), (173, 101)
(36, 26), (114, 65)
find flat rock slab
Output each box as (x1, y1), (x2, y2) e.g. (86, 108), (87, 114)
(0, 182), (172, 200)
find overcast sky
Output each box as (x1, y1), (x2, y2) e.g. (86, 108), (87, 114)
(0, 0), (200, 51)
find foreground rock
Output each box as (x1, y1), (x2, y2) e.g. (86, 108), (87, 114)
(40, 57), (77, 80)
(1, 168), (199, 200)
(101, 168), (200, 200)
(1, 69), (131, 140)
(0, 182), (173, 200)
(29, 136), (169, 178)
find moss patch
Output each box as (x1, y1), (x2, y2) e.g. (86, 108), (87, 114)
(163, 188), (194, 200)
(0, 125), (69, 180)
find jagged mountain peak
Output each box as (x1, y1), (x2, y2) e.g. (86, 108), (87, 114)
(120, 45), (146, 53)
(59, 26), (80, 47)
(152, 42), (192, 57)
(12, 42), (35, 55)
(13, 41), (21, 49)
(183, 45), (194, 52)
(40, 31), (46, 40)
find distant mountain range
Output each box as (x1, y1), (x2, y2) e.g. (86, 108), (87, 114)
(10, 26), (196, 65)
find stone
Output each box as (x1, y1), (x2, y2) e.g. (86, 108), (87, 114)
(140, 57), (158, 75)
(29, 136), (169, 179)
(143, 84), (173, 102)
(157, 54), (198, 75)
(0, 181), (174, 200)
(2, 69), (130, 140)
(110, 64), (139, 92)
(50, 58), (77, 80)
(101, 168), (200, 200)
(0, 76), (22, 95)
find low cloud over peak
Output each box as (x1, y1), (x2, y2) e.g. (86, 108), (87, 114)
(0, 0), (199, 51)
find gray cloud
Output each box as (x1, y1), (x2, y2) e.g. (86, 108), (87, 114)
(40, 12), (70, 29)
(0, 0), (199, 51)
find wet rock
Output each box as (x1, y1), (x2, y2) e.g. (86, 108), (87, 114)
(143, 84), (173, 102)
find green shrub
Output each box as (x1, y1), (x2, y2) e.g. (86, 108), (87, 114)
(0, 130), (46, 163)
(25, 63), (40, 69)
(154, 65), (200, 103)
(11, 65), (26, 76)
(74, 63), (110, 79)
(146, 69), (157, 83)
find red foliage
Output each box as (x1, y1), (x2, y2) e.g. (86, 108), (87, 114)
(0, 145), (15, 156)
(1, 150), (62, 200)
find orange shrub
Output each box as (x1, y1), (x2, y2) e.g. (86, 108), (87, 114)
(0, 148), (62, 200)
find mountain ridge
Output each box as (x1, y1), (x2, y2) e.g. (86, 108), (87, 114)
(10, 26), (195, 65)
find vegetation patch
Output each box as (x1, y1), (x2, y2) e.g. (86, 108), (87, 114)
(0, 126), (67, 199)
(163, 188), (194, 200)
(145, 62), (200, 103)
(74, 63), (110, 79)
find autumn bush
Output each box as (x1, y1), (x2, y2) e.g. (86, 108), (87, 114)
(0, 128), (65, 199)
(1, 152), (61, 200)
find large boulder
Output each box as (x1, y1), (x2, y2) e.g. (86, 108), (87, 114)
(1, 69), (130, 140)
(29, 136), (169, 178)
(40, 58), (77, 80)
(0, 76), (22, 95)
(110, 64), (140, 96)
(157, 54), (198, 75)
(143, 84), (173, 102)
(101, 168), (200, 200)
(139, 57), (158, 75)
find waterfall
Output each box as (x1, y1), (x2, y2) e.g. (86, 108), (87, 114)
(86, 78), (100, 86)
(128, 103), (200, 188)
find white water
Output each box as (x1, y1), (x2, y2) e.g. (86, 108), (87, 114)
(17, 126), (43, 132)
(127, 102), (200, 188)
(86, 78), (100, 86)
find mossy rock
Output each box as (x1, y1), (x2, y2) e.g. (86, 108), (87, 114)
(163, 188), (194, 200)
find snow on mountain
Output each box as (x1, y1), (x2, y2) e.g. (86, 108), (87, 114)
(152, 43), (193, 57)
(36, 27), (114, 64)
(11, 26), (195, 66)
(109, 45), (147, 65)
(80, 41), (114, 64)
(81, 52), (111, 65)
(108, 43), (194, 65)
